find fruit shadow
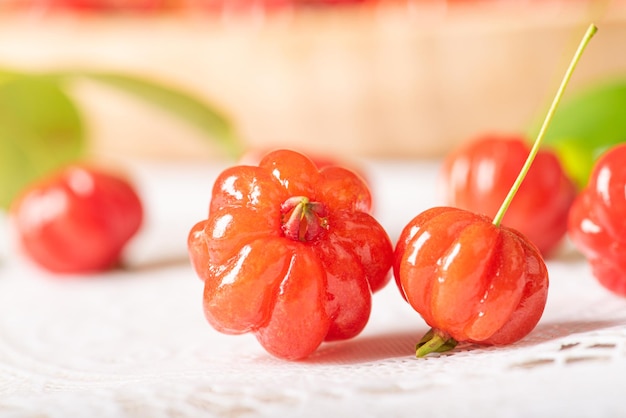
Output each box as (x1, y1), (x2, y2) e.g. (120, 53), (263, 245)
(303, 329), (424, 364)
(303, 318), (622, 365)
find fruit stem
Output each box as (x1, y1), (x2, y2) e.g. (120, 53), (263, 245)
(281, 196), (329, 242)
(492, 23), (597, 227)
(415, 328), (458, 358)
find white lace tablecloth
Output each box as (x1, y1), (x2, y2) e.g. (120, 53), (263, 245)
(1, 159), (625, 418)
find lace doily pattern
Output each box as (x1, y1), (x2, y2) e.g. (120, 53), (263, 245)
(1, 160), (625, 417)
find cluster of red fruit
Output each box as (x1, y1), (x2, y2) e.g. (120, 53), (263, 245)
(11, 134), (622, 360)
(18, 0), (370, 13)
(9, 23), (617, 362)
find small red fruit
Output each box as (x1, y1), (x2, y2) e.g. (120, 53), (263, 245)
(11, 165), (143, 274)
(188, 149), (393, 360)
(394, 206), (549, 355)
(568, 143), (626, 296)
(439, 135), (577, 257)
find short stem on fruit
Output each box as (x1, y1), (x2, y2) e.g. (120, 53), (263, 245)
(492, 23), (597, 227)
(415, 328), (458, 358)
(281, 196), (329, 242)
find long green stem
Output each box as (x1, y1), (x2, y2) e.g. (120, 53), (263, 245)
(492, 23), (598, 227)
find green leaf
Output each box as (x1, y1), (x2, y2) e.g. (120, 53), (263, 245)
(531, 79), (626, 189)
(54, 70), (243, 159)
(0, 69), (21, 84)
(0, 75), (85, 209)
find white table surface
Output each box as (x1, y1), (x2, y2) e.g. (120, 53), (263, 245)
(1, 158), (625, 418)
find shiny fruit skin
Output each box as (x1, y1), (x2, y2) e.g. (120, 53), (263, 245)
(11, 165), (143, 274)
(188, 149), (393, 360)
(238, 148), (371, 199)
(394, 207), (549, 348)
(440, 135), (577, 257)
(568, 143), (626, 296)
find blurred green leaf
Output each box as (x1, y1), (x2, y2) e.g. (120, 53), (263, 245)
(0, 75), (85, 209)
(55, 70), (243, 159)
(0, 69), (21, 83)
(0, 66), (242, 210)
(532, 79), (626, 189)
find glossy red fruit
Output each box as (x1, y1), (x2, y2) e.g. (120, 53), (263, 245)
(394, 206), (549, 356)
(11, 165), (143, 274)
(568, 143), (626, 296)
(188, 149), (393, 360)
(439, 135), (577, 257)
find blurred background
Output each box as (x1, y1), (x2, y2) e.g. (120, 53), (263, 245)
(0, 0), (625, 175)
